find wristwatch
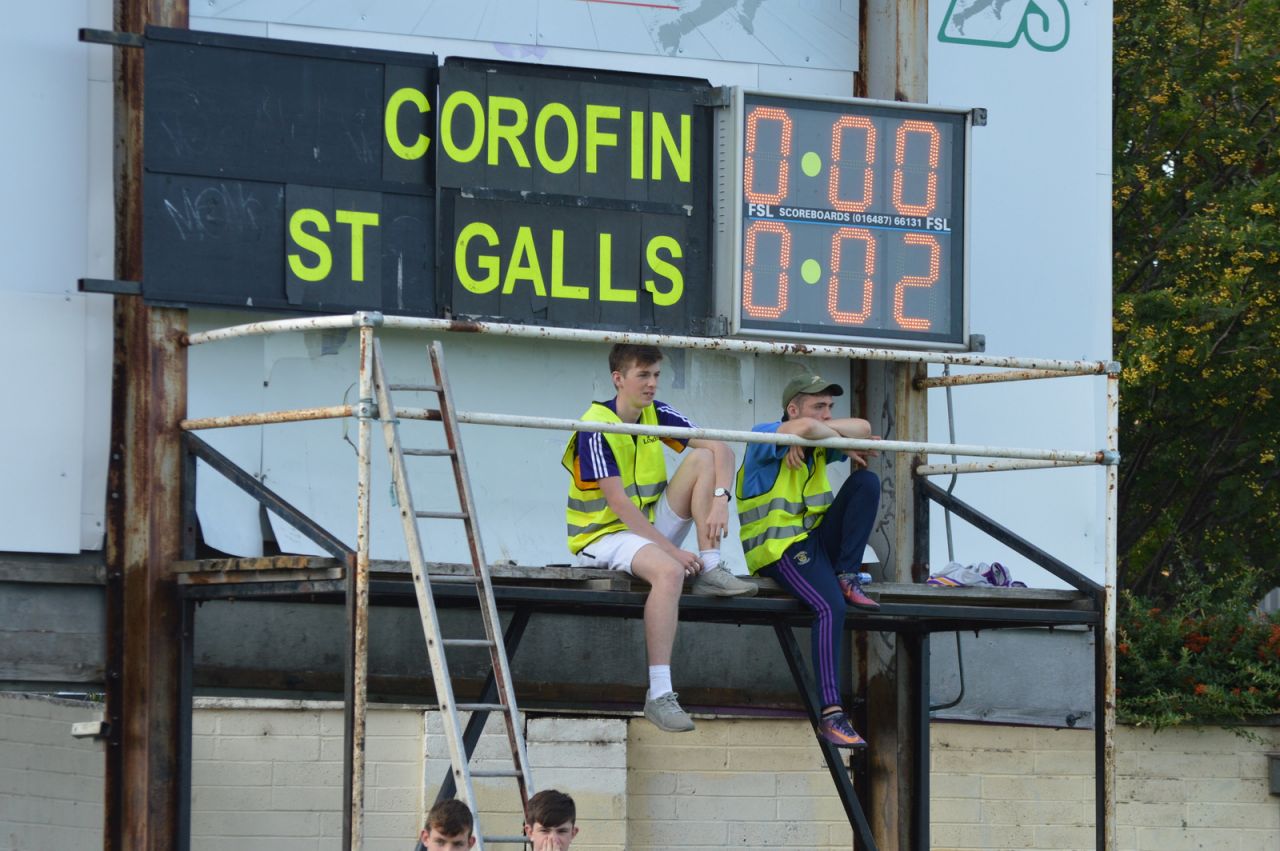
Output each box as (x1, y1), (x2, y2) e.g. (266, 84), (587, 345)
(712, 487), (731, 501)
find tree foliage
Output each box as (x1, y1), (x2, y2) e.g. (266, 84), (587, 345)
(1114, 0), (1280, 601)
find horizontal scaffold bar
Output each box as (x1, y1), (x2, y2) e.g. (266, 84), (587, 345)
(183, 311), (1113, 375)
(395, 409), (1114, 466)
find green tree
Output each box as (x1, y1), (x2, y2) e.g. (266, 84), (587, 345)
(1113, 0), (1280, 601)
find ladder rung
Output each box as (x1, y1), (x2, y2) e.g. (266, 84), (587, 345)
(441, 638), (494, 648)
(457, 702), (507, 712)
(469, 768), (522, 778)
(480, 836), (530, 844)
(415, 510), (468, 520)
(403, 447), (455, 457)
(389, 383), (442, 393)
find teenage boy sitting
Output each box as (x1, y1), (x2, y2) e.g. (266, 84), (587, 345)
(736, 373), (882, 748)
(523, 789), (580, 850)
(416, 798), (475, 850)
(563, 344), (757, 733)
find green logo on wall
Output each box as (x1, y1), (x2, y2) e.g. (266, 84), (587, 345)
(937, 0), (1070, 51)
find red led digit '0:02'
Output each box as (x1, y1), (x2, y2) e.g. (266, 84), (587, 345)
(744, 222), (940, 331)
(744, 107), (793, 205)
(742, 221), (791, 318)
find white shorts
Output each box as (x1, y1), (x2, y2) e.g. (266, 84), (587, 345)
(574, 493), (693, 574)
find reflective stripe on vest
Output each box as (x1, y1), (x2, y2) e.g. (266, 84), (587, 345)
(735, 447), (833, 573)
(562, 403), (668, 554)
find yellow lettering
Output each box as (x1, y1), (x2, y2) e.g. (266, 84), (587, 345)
(335, 210), (380, 282)
(441, 90), (485, 163)
(630, 111), (645, 180)
(652, 113), (691, 183)
(502, 226), (546, 295)
(585, 104), (620, 174)
(597, 232), (634, 302)
(384, 87), (431, 160)
(535, 102), (578, 175)
(488, 96), (531, 168)
(455, 221), (501, 294)
(644, 236), (684, 306)
(288, 209), (332, 282)
(549, 230), (589, 300)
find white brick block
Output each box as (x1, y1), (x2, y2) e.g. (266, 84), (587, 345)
(528, 716), (626, 743)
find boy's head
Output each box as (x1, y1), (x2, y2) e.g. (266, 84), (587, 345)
(420, 799), (475, 850)
(608, 344), (663, 406)
(609, 344), (662, 379)
(781, 373), (844, 422)
(524, 789), (579, 849)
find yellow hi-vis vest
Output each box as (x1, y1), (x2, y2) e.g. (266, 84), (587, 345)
(736, 446), (835, 573)
(562, 402), (668, 554)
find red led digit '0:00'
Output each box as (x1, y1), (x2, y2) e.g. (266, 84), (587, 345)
(742, 222), (941, 330)
(744, 107), (941, 216)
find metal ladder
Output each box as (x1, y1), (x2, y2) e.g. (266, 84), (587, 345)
(372, 339), (533, 849)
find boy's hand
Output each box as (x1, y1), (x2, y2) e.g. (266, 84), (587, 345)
(667, 545), (704, 576)
(705, 494), (729, 541)
(784, 445), (807, 470)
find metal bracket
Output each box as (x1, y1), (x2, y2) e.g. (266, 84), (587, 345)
(695, 86), (732, 108)
(704, 315), (730, 337)
(79, 278), (142, 296)
(71, 720), (110, 739)
(1105, 361), (1122, 376)
(354, 399), (377, 419)
(1100, 450), (1121, 466)
(970, 107), (988, 127)
(79, 28), (144, 48)
(967, 333), (986, 352)
(354, 311), (384, 328)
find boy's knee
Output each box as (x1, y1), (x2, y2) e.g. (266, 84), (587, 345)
(850, 468), (880, 489)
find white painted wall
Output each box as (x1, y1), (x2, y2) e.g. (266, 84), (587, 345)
(927, 0), (1113, 586)
(0, 1), (113, 554)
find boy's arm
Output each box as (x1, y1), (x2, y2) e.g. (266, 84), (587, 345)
(597, 476), (702, 571)
(687, 437), (735, 542)
(776, 417), (876, 468)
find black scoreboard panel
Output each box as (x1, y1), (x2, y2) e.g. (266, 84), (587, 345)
(722, 91), (970, 349)
(142, 27), (436, 315)
(436, 58), (712, 335)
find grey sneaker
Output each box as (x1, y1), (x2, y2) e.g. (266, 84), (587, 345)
(644, 691), (695, 732)
(690, 565), (758, 597)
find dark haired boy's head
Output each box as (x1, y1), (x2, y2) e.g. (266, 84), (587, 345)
(420, 799), (475, 850)
(524, 789), (579, 848)
(608, 343), (662, 376)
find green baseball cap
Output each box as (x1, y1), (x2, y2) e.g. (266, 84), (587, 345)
(782, 374), (844, 409)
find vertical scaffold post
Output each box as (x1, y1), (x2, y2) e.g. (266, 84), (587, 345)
(1099, 367), (1120, 849)
(347, 317), (377, 850)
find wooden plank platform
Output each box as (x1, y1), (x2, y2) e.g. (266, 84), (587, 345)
(172, 555), (1093, 610)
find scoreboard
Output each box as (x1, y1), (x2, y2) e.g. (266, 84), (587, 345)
(140, 28), (974, 350)
(715, 91), (972, 349)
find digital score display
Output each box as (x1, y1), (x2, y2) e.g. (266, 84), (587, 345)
(718, 91), (971, 349)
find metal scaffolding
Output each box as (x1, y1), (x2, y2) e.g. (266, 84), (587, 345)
(177, 310), (1119, 851)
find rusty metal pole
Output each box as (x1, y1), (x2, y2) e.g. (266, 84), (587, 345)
(1100, 369), (1120, 850)
(860, 0), (930, 846)
(104, 2), (190, 850)
(347, 319), (377, 850)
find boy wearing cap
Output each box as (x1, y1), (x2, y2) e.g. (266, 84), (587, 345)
(563, 344), (757, 734)
(735, 373), (882, 748)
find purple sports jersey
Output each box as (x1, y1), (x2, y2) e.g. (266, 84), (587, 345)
(576, 400), (693, 481)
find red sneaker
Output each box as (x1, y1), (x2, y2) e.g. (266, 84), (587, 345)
(837, 573), (880, 609)
(818, 711), (868, 749)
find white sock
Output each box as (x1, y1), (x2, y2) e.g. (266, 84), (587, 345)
(699, 550), (722, 571)
(647, 665), (673, 700)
